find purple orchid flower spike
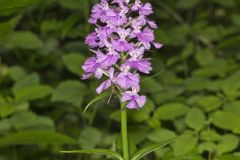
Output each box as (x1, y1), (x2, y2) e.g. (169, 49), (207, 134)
(82, 0), (163, 109)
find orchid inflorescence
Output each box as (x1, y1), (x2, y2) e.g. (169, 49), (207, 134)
(82, 0), (162, 109)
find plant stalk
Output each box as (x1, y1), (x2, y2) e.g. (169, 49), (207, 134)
(121, 103), (129, 160)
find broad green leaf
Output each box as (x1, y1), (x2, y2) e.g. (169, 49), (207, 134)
(61, 149), (123, 160)
(180, 42), (195, 59)
(141, 79), (163, 93)
(61, 14), (80, 38)
(192, 59), (230, 78)
(0, 16), (20, 41)
(155, 29), (170, 45)
(129, 126), (149, 145)
(200, 130), (221, 141)
(185, 108), (206, 131)
(199, 26), (222, 41)
(216, 134), (239, 155)
(196, 96), (222, 112)
(198, 142), (216, 154)
(147, 129), (176, 143)
(218, 35), (240, 50)
(172, 132), (198, 156)
(176, 0), (200, 9)
(51, 80), (86, 107)
(213, 0), (235, 7)
(0, 130), (77, 147)
(0, 105), (15, 118)
(148, 114), (161, 129)
(62, 54), (86, 74)
(78, 127), (101, 149)
(4, 31), (43, 49)
(224, 101), (240, 116)
(14, 85), (53, 101)
(232, 14), (240, 26)
(184, 78), (210, 91)
(84, 92), (110, 113)
(0, 0), (39, 16)
(195, 49), (215, 67)
(218, 155), (240, 160)
(212, 111), (240, 133)
(0, 119), (11, 133)
(127, 100), (154, 123)
(40, 20), (62, 33)
(8, 66), (26, 81)
(58, 0), (85, 10)
(10, 111), (54, 130)
(221, 72), (240, 99)
(156, 103), (189, 120)
(130, 138), (175, 160)
(12, 73), (40, 94)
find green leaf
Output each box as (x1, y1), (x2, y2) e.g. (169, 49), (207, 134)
(12, 73), (40, 94)
(221, 72), (240, 99)
(84, 92), (110, 112)
(0, 119), (11, 133)
(61, 149), (123, 160)
(200, 130), (221, 141)
(58, 0), (84, 10)
(4, 31), (43, 49)
(15, 85), (53, 101)
(10, 111), (54, 130)
(130, 138), (175, 160)
(147, 129), (176, 143)
(231, 14), (240, 26)
(196, 96), (222, 112)
(195, 49), (215, 67)
(0, 105), (15, 118)
(216, 134), (239, 155)
(156, 103), (189, 120)
(213, 0), (235, 7)
(51, 80), (86, 107)
(0, 0), (39, 16)
(8, 66), (26, 81)
(185, 108), (206, 131)
(78, 127), (101, 149)
(40, 19), (62, 33)
(198, 142), (216, 154)
(184, 77), (210, 91)
(224, 101), (240, 116)
(176, 0), (200, 9)
(63, 53), (85, 76)
(212, 111), (240, 133)
(218, 155), (240, 160)
(172, 132), (198, 156)
(0, 130), (77, 147)
(0, 16), (20, 41)
(141, 78), (163, 93)
(127, 100), (154, 123)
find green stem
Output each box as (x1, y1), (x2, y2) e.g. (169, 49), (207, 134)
(121, 103), (129, 160)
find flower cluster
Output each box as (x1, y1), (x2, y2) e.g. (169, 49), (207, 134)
(82, 0), (162, 109)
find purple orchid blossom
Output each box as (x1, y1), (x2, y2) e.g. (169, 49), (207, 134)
(82, 0), (163, 109)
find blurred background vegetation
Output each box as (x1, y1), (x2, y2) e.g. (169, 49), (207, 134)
(0, 0), (240, 159)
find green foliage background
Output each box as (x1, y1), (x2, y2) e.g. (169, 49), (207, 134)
(0, 0), (240, 159)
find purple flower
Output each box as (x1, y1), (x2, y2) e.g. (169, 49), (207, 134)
(125, 59), (152, 74)
(82, 0), (163, 109)
(116, 72), (140, 89)
(95, 50), (120, 68)
(121, 91), (146, 109)
(139, 3), (153, 16)
(85, 32), (98, 48)
(96, 68), (115, 93)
